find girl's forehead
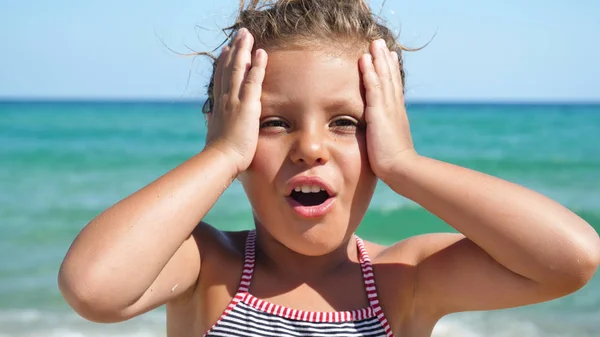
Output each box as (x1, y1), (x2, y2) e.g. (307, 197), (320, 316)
(261, 49), (363, 101)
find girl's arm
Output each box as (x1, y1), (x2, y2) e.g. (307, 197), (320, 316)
(386, 153), (600, 317)
(58, 147), (237, 322)
(58, 29), (266, 323)
(359, 40), (599, 319)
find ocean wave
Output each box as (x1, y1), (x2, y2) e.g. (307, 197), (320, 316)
(0, 309), (165, 337)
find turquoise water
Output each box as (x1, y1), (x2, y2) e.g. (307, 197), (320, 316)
(1, 101), (599, 336)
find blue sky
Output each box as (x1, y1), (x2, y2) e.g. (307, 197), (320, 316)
(1, 0), (599, 102)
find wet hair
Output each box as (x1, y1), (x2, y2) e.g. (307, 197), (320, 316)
(201, 0), (412, 114)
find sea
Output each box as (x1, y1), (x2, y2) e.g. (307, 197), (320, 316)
(1, 101), (599, 337)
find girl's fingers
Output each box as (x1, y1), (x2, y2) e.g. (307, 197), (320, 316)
(228, 29), (254, 100)
(359, 54), (384, 115)
(221, 29), (244, 95)
(369, 39), (395, 107)
(389, 51), (405, 106)
(240, 49), (268, 106)
(212, 45), (230, 106)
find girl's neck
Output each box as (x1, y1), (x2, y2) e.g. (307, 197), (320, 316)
(253, 227), (358, 281)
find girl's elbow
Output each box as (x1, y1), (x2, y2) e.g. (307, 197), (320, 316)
(579, 237), (600, 284)
(557, 237), (600, 292)
(58, 266), (130, 323)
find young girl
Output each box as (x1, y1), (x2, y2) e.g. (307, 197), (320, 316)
(58, 1), (600, 336)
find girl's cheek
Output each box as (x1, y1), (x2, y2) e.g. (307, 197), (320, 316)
(250, 140), (285, 175)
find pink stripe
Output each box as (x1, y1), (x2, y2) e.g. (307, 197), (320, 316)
(276, 305), (284, 316)
(202, 288), (245, 336)
(355, 236), (395, 336)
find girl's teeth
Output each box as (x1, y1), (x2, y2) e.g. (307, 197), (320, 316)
(294, 185), (327, 194)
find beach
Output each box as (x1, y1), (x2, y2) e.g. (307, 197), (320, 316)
(1, 101), (599, 336)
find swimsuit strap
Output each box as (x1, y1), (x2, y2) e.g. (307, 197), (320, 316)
(235, 231), (392, 336)
(236, 229), (257, 293)
(355, 235), (393, 336)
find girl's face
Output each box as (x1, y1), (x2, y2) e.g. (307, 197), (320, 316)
(239, 47), (377, 256)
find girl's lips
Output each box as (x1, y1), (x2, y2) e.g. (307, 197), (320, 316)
(285, 196), (335, 218)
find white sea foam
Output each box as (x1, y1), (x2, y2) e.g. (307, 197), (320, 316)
(0, 309), (165, 337)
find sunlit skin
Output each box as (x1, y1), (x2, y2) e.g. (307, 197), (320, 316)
(57, 27), (600, 337)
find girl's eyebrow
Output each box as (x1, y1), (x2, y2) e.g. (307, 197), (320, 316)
(260, 94), (290, 108)
(261, 95), (364, 114)
(324, 97), (364, 114)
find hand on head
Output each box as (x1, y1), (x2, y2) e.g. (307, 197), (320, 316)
(359, 39), (416, 182)
(205, 28), (268, 175)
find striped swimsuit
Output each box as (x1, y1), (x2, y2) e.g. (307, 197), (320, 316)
(204, 230), (395, 337)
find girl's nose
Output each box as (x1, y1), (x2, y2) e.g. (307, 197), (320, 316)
(289, 127), (330, 166)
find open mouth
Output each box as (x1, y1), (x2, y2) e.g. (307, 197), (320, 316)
(290, 188), (331, 206)
(285, 179), (336, 217)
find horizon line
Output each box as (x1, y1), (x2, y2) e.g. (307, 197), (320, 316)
(1, 97), (600, 106)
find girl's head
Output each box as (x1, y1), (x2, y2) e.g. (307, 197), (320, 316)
(204, 0), (409, 256)
(204, 0), (407, 115)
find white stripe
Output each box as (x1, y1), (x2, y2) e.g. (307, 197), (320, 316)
(212, 319), (386, 337)
(231, 303), (379, 328)
(216, 312), (385, 336)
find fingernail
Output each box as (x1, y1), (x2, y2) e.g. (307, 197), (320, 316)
(376, 39), (387, 50)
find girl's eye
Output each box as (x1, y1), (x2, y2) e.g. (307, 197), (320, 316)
(330, 117), (359, 128)
(260, 119), (289, 129)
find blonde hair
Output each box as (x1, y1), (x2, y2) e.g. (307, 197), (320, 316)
(202, 0), (412, 113)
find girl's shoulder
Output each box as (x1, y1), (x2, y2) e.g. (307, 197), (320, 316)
(365, 232), (466, 294)
(363, 233), (465, 322)
(370, 232), (465, 266)
(192, 222), (249, 265)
